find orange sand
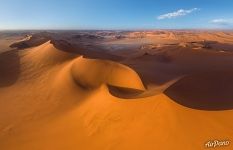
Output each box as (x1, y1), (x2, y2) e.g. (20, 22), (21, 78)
(0, 31), (233, 150)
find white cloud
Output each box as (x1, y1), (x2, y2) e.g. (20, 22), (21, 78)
(157, 8), (199, 20)
(210, 19), (233, 25)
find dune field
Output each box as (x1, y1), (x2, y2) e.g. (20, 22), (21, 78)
(0, 30), (233, 150)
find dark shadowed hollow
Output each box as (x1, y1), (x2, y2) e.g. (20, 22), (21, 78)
(165, 71), (233, 110)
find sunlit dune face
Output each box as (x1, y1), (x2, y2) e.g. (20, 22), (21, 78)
(70, 57), (145, 91)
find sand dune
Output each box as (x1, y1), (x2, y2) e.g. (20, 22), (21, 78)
(0, 31), (233, 150)
(71, 57), (145, 90)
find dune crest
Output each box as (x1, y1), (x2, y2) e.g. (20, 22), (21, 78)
(71, 57), (145, 90)
(22, 41), (77, 64)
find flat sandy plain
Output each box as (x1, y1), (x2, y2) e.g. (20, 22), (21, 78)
(0, 30), (233, 150)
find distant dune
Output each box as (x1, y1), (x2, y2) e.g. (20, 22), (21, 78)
(0, 30), (233, 150)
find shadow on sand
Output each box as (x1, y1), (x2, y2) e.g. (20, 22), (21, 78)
(0, 50), (20, 87)
(164, 71), (233, 110)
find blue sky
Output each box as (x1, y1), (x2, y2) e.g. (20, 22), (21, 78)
(0, 0), (232, 30)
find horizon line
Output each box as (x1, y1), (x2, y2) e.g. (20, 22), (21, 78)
(1, 28), (233, 31)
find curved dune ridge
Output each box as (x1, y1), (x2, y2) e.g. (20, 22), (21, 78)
(1, 38), (233, 150)
(71, 57), (145, 90)
(22, 40), (77, 65)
